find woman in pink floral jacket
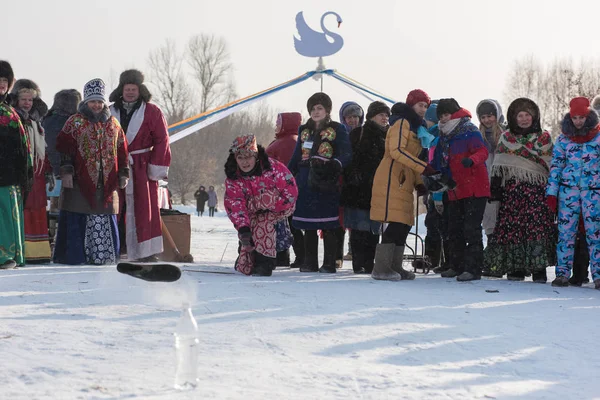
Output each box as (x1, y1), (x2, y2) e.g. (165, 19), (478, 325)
(224, 134), (298, 276)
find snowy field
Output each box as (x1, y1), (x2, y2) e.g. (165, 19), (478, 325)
(1, 207), (599, 400)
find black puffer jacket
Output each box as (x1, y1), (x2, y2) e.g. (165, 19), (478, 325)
(341, 119), (387, 209)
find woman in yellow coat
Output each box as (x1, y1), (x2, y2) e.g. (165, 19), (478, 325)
(371, 90), (437, 280)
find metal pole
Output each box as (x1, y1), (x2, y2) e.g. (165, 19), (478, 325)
(320, 75), (323, 91)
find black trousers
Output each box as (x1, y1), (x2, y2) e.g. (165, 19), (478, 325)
(209, 207), (215, 217)
(304, 229), (338, 268)
(424, 194), (449, 268)
(350, 230), (379, 273)
(446, 197), (487, 275)
(335, 227), (345, 260)
(572, 231), (589, 282)
(382, 222), (412, 246)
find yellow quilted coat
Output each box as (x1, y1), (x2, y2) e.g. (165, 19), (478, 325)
(370, 118), (427, 225)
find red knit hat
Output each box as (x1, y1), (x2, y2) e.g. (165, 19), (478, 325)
(406, 89), (431, 107)
(570, 97), (590, 117)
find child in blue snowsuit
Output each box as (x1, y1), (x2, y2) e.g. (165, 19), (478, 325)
(546, 97), (600, 289)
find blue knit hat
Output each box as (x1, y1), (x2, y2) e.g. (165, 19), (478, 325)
(83, 78), (106, 103)
(425, 100), (439, 123)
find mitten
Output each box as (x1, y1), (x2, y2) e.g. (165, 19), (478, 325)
(238, 226), (254, 250)
(422, 164), (438, 177)
(461, 157), (474, 168)
(415, 183), (428, 197)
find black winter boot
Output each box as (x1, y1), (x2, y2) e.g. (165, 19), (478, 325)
(350, 230), (366, 273)
(532, 269), (547, 284)
(290, 220), (305, 268)
(570, 232), (589, 286)
(253, 253), (275, 276)
(424, 237), (442, 269)
(320, 229), (338, 273)
(276, 250), (290, 268)
(300, 230), (319, 272)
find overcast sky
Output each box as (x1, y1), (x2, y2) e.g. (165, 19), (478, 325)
(5, 0), (599, 127)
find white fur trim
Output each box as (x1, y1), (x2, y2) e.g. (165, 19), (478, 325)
(109, 102), (146, 145)
(148, 164), (169, 181)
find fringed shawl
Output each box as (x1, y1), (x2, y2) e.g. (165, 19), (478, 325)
(491, 130), (553, 186)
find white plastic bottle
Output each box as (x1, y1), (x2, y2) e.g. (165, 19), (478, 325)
(174, 303), (199, 389)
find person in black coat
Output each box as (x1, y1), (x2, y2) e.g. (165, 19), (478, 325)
(341, 101), (391, 273)
(194, 186), (210, 217)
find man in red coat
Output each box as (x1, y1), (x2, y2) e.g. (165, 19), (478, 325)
(109, 70), (171, 262)
(266, 112), (303, 267)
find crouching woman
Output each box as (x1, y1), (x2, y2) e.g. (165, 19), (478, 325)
(224, 135), (298, 276)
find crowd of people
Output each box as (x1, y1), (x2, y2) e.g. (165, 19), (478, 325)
(224, 89), (600, 291)
(1, 56), (598, 291)
(0, 60), (171, 269)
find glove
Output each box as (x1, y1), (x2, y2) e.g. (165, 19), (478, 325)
(546, 195), (558, 214)
(45, 174), (56, 192)
(415, 183), (428, 197)
(238, 226), (254, 251)
(461, 157), (474, 168)
(422, 164), (438, 177)
(119, 176), (129, 189)
(434, 200), (444, 215)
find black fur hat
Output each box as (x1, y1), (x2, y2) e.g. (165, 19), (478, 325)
(10, 79), (48, 120)
(436, 98), (461, 119)
(109, 69), (152, 103)
(307, 92), (332, 114)
(366, 101), (391, 120)
(49, 89), (82, 116)
(0, 60), (14, 88)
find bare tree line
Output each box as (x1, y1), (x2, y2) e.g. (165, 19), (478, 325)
(146, 34), (278, 204)
(504, 54), (600, 137)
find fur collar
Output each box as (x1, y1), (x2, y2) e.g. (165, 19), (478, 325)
(78, 102), (111, 123)
(224, 145), (271, 180)
(562, 109), (600, 138)
(389, 102), (422, 132)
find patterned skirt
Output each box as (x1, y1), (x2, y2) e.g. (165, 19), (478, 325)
(24, 207), (51, 263)
(0, 186), (25, 265)
(484, 179), (556, 275)
(53, 211), (120, 265)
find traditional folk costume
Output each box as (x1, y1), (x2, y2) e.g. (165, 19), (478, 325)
(109, 70), (171, 261)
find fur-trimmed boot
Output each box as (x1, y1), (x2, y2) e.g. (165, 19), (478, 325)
(392, 245), (415, 280)
(371, 243), (401, 281)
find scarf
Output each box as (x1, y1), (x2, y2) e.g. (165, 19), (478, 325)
(491, 130), (553, 186)
(436, 117), (471, 175)
(417, 125), (434, 148)
(23, 120), (46, 174)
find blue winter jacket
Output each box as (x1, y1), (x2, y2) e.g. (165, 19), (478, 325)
(547, 112), (600, 195)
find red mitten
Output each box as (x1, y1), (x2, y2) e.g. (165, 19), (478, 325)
(546, 195), (558, 214)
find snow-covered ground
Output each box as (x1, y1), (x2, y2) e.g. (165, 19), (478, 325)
(1, 209), (599, 400)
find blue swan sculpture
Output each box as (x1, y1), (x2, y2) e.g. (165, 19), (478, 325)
(294, 11), (344, 58)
